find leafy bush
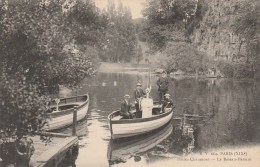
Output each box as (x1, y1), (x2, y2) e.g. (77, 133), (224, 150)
(0, 0), (100, 137)
(154, 41), (204, 73)
(234, 64), (254, 79)
(216, 61), (233, 78)
(141, 0), (207, 50)
(217, 61), (255, 79)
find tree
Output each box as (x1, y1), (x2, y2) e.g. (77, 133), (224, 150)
(136, 45), (143, 63)
(141, 0), (206, 51)
(0, 0), (100, 139)
(156, 42), (204, 73)
(100, 0), (137, 62)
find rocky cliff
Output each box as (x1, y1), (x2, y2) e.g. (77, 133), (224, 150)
(190, 0), (259, 78)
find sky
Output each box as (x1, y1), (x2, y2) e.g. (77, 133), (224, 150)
(94, 0), (146, 19)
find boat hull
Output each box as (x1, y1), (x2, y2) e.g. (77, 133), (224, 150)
(108, 123), (173, 162)
(43, 94), (89, 131)
(108, 109), (173, 139)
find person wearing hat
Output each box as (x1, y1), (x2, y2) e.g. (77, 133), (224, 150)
(134, 82), (146, 118)
(120, 94), (133, 119)
(156, 71), (169, 103)
(162, 93), (174, 112)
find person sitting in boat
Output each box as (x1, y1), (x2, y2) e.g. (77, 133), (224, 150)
(162, 93), (174, 112)
(134, 82), (146, 117)
(120, 94), (133, 119)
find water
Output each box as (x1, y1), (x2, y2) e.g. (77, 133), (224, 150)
(57, 72), (260, 166)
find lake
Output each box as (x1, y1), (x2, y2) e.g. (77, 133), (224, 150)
(56, 72), (260, 166)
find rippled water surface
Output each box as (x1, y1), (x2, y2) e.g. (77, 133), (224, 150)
(57, 72), (260, 166)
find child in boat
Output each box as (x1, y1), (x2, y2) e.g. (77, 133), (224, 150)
(134, 82), (146, 118)
(162, 93), (174, 112)
(120, 94), (133, 119)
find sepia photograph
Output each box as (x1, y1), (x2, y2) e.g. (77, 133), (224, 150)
(0, 0), (259, 166)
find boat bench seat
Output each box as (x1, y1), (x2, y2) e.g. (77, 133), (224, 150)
(50, 102), (83, 108)
(112, 116), (123, 120)
(111, 108), (171, 121)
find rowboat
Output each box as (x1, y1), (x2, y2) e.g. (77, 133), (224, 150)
(107, 123), (173, 164)
(43, 94), (89, 131)
(108, 102), (174, 139)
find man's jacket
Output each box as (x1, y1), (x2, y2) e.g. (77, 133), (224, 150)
(156, 77), (169, 91)
(120, 100), (131, 115)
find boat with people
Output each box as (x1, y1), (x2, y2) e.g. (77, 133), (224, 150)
(42, 94), (89, 131)
(108, 67), (174, 139)
(108, 101), (174, 139)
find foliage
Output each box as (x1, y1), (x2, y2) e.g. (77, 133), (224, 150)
(217, 61), (256, 79)
(0, 74), (48, 136)
(231, 0), (259, 74)
(142, 0), (198, 25)
(136, 45), (143, 63)
(67, 0), (108, 48)
(155, 42), (204, 73)
(0, 0), (100, 137)
(140, 0), (207, 72)
(234, 64), (255, 79)
(134, 18), (149, 42)
(142, 0), (259, 79)
(100, 0), (137, 62)
(216, 61), (234, 78)
(232, 0), (258, 42)
(141, 0), (207, 51)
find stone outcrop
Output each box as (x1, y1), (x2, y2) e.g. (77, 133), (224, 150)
(190, 0), (249, 64)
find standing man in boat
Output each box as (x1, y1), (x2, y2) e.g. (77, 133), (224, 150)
(134, 82), (146, 117)
(162, 93), (174, 112)
(156, 71), (169, 103)
(120, 94), (133, 119)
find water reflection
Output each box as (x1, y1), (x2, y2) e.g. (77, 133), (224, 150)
(108, 123), (173, 166)
(57, 72), (259, 166)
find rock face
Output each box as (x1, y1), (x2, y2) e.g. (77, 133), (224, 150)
(190, 0), (260, 79)
(191, 0), (247, 63)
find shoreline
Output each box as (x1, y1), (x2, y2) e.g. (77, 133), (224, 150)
(98, 62), (259, 82)
(98, 62), (156, 73)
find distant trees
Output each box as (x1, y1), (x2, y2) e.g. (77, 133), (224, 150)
(140, 0), (206, 72)
(141, 0), (206, 51)
(134, 18), (149, 43)
(100, 0), (137, 63)
(162, 42), (204, 73)
(136, 45), (143, 63)
(141, 0), (259, 78)
(0, 0), (102, 137)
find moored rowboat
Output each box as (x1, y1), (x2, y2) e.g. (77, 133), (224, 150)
(43, 94), (89, 131)
(108, 102), (174, 139)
